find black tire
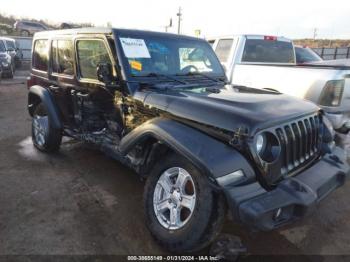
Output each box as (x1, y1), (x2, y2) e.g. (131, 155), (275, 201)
(32, 103), (62, 152)
(7, 67), (14, 79)
(144, 153), (226, 253)
(15, 58), (22, 69)
(21, 30), (30, 37)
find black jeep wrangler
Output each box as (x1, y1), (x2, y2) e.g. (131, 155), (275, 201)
(27, 28), (349, 253)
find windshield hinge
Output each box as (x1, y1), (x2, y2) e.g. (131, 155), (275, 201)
(229, 126), (249, 147)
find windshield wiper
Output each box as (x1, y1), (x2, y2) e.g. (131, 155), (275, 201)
(176, 71), (226, 84)
(134, 72), (188, 85)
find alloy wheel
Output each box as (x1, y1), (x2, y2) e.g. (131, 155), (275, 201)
(153, 167), (196, 230)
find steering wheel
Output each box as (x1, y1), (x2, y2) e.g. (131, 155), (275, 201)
(90, 54), (108, 68)
(180, 65), (199, 74)
(203, 59), (212, 68)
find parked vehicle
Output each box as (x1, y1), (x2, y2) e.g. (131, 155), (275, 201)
(295, 45), (323, 64)
(296, 46), (350, 68)
(0, 38), (14, 78)
(0, 37), (23, 68)
(27, 28), (349, 253)
(208, 35), (350, 133)
(59, 23), (82, 29)
(14, 20), (48, 36)
(0, 23), (13, 35)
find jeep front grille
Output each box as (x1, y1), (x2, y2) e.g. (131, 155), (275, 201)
(275, 114), (322, 175)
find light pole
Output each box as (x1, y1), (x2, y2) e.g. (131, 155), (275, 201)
(177, 7), (182, 34)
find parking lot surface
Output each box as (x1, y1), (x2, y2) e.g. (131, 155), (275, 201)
(1, 71), (350, 260)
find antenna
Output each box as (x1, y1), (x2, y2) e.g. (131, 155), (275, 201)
(313, 28), (318, 40)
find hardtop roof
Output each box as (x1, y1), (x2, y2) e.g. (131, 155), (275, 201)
(34, 27), (205, 42)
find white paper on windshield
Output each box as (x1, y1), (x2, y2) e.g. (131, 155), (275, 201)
(119, 38), (151, 58)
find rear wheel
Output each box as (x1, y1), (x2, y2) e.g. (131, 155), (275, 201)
(32, 103), (62, 152)
(144, 154), (225, 253)
(20, 30), (30, 37)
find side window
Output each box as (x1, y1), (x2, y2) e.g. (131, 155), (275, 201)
(215, 39), (233, 62)
(76, 39), (111, 80)
(32, 39), (49, 71)
(52, 40), (74, 75)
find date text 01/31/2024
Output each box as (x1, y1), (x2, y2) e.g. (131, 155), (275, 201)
(127, 256), (220, 261)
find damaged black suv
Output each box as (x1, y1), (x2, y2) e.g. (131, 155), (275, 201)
(27, 28), (349, 252)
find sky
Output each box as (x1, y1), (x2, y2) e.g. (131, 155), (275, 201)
(1, 0), (350, 39)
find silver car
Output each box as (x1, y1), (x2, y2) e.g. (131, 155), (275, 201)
(14, 20), (48, 36)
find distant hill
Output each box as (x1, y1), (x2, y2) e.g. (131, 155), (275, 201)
(293, 39), (350, 48)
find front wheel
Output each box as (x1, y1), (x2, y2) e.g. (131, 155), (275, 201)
(32, 103), (62, 152)
(7, 65), (14, 79)
(144, 154), (226, 253)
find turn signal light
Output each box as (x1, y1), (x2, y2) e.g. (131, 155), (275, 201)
(319, 80), (344, 107)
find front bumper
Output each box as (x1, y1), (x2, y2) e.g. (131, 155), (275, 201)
(325, 111), (350, 131)
(0, 63), (12, 73)
(224, 146), (349, 231)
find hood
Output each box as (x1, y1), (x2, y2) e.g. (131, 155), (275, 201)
(142, 85), (319, 136)
(0, 52), (10, 61)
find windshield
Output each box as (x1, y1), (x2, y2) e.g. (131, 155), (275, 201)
(117, 33), (224, 77)
(295, 47), (323, 63)
(0, 41), (5, 52)
(6, 40), (16, 50)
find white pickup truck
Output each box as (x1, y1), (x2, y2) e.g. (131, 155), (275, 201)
(208, 35), (350, 133)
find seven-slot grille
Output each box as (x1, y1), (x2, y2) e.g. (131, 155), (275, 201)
(276, 113), (322, 175)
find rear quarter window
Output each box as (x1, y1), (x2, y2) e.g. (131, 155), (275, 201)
(32, 39), (49, 71)
(242, 39), (295, 63)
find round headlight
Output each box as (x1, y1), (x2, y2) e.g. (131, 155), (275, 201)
(255, 132), (281, 163)
(256, 134), (265, 153)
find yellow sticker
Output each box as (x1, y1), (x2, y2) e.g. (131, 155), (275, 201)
(130, 60), (142, 71)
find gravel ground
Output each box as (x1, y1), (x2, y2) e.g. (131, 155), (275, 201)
(0, 71), (350, 260)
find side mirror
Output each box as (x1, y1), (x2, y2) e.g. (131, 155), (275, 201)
(97, 63), (113, 84)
